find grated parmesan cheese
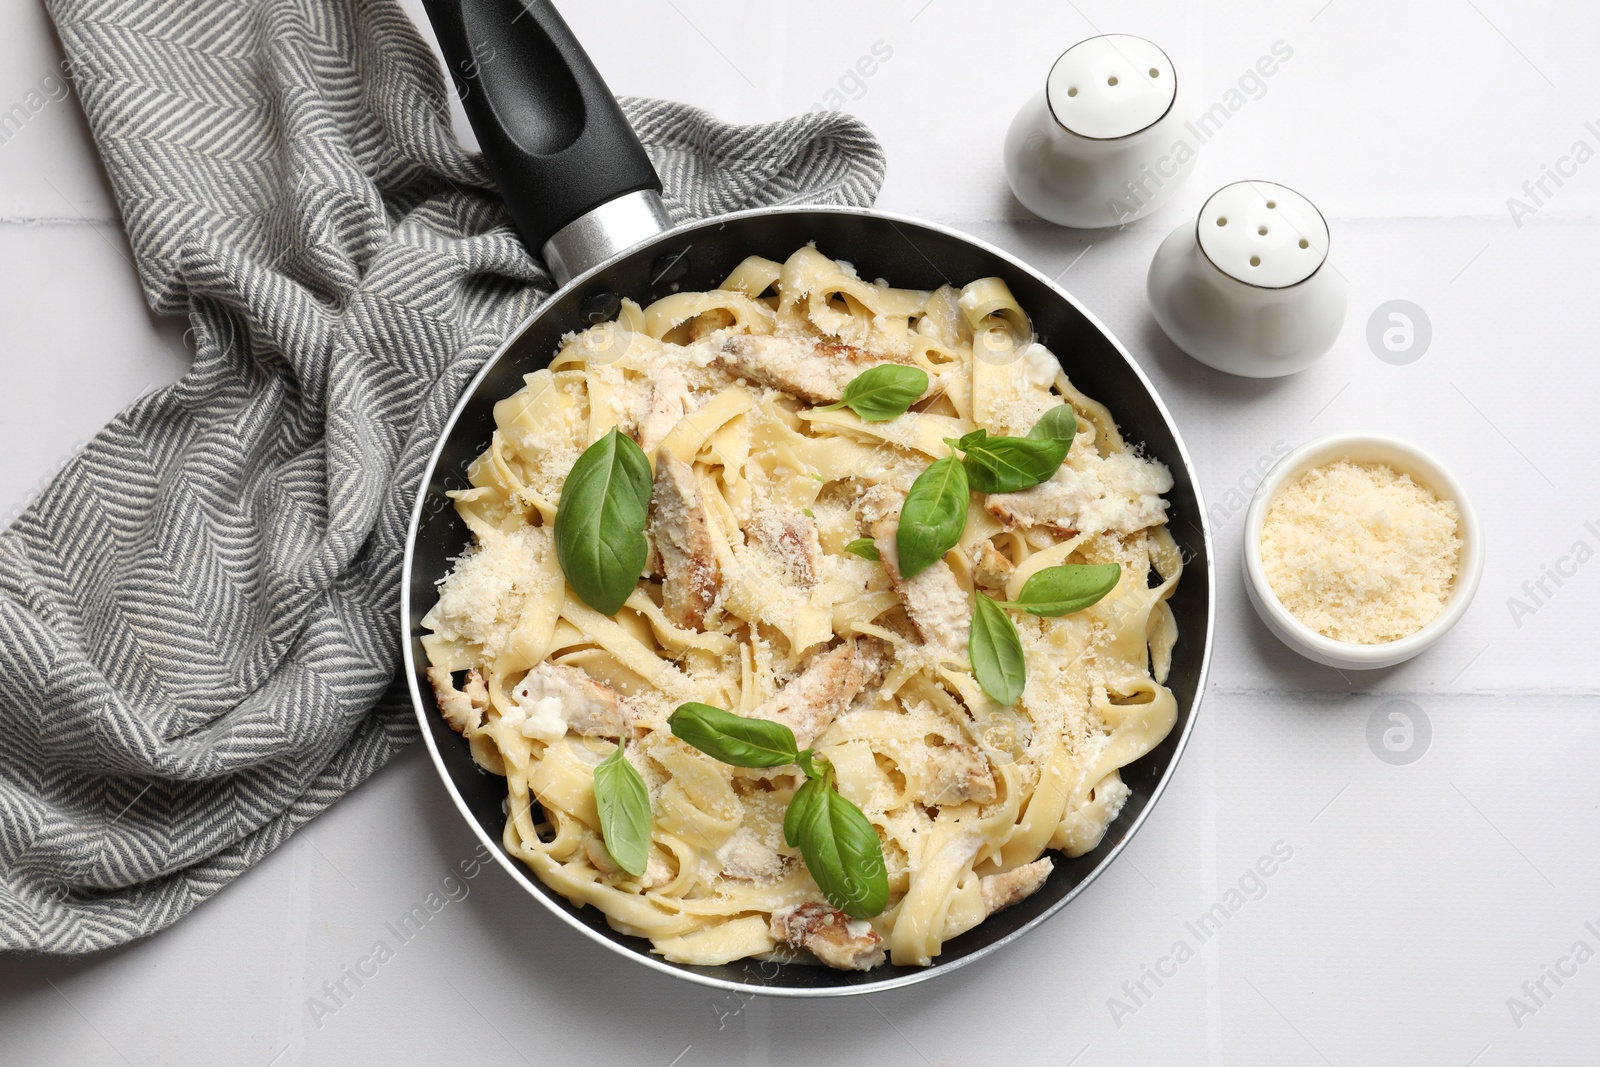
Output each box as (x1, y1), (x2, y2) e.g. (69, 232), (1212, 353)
(429, 526), (554, 660)
(1259, 460), (1461, 644)
(1020, 342), (1060, 388)
(986, 449), (1172, 537)
(507, 693), (566, 742)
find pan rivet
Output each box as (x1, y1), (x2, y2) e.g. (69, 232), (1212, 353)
(579, 289), (622, 324)
(651, 248), (691, 286)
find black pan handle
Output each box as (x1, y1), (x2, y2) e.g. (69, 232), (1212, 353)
(422, 0), (664, 260)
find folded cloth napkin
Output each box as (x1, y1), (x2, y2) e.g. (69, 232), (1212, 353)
(0, 0), (885, 953)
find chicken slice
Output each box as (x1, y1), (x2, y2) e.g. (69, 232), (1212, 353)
(648, 456), (720, 629)
(969, 540), (1015, 595)
(770, 903), (885, 971)
(854, 483), (903, 526)
(752, 636), (887, 749)
(427, 666), (487, 735)
(510, 663), (624, 740)
(985, 452), (1172, 538)
(638, 368), (694, 455)
(923, 745), (998, 807)
(744, 507), (823, 587)
(870, 517), (971, 658)
(980, 858), (1053, 917)
(715, 333), (917, 405)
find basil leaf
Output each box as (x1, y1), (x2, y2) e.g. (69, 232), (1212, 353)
(554, 427), (652, 615)
(668, 703), (801, 768)
(794, 766), (889, 919)
(593, 742), (650, 877)
(817, 364), (928, 422)
(784, 772), (825, 848)
(999, 563), (1121, 617)
(1028, 405), (1077, 445)
(960, 434), (1069, 494)
(843, 537), (880, 561)
(896, 455), (969, 578)
(970, 592), (1026, 705)
(956, 428), (989, 450)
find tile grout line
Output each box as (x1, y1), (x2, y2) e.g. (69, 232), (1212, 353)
(0, 214), (122, 227)
(1206, 686), (1600, 699)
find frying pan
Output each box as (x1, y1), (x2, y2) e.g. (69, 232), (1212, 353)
(402, 0), (1214, 996)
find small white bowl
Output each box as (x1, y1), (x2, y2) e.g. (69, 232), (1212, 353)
(1242, 433), (1484, 670)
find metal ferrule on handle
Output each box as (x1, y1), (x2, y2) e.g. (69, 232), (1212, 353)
(541, 188), (671, 286)
(421, 0), (671, 286)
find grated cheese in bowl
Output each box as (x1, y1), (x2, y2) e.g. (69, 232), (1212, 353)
(1258, 459), (1461, 644)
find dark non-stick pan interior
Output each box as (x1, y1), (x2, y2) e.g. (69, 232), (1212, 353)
(404, 206), (1211, 993)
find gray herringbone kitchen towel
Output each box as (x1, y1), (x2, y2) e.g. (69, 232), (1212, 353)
(1, 0), (885, 953)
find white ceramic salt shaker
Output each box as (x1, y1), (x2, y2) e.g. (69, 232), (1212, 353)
(1147, 180), (1346, 377)
(1004, 35), (1195, 229)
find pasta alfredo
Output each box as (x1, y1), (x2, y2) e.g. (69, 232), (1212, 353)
(421, 246), (1181, 970)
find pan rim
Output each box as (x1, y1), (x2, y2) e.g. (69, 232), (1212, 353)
(399, 203), (1215, 997)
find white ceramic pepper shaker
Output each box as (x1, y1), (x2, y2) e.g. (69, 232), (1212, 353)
(1004, 35), (1196, 229)
(1147, 180), (1347, 377)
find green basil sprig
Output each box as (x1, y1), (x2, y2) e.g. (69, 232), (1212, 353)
(668, 703), (802, 767)
(942, 408), (1075, 494)
(967, 562), (1122, 704)
(554, 426), (653, 615)
(947, 430), (1068, 494)
(843, 537), (880, 561)
(786, 761), (889, 919)
(1028, 405), (1077, 445)
(992, 563), (1121, 617)
(817, 364), (928, 422)
(896, 454), (969, 578)
(783, 770), (825, 847)
(593, 741), (651, 876)
(669, 703), (889, 919)
(891, 408), (1077, 579)
(969, 592), (1026, 705)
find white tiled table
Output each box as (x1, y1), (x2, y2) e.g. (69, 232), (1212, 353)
(3, 1), (1597, 1063)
